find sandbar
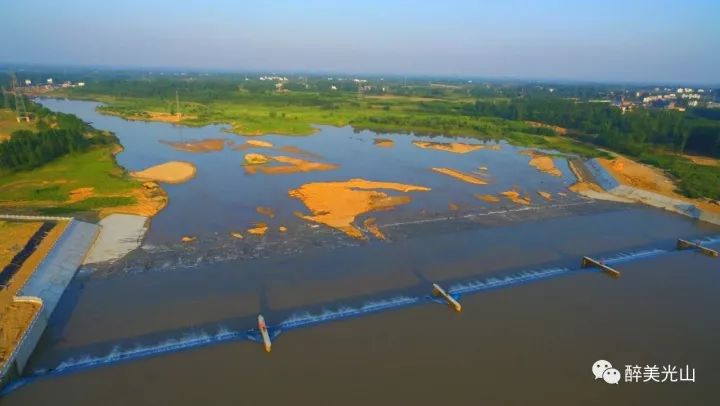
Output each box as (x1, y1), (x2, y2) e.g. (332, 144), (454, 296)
(432, 167), (487, 185)
(256, 206), (275, 218)
(362, 217), (387, 240)
(289, 178), (431, 239)
(131, 161), (197, 184)
(475, 194), (500, 203)
(248, 223), (269, 236)
(413, 141), (500, 154)
(521, 150), (563, 177)
(501, 189), (532, 205)
(537, 191), (553, 201)
(245, 155), (338, 175)
(160, 138), (226, 153)
(374, 138), (394, 148)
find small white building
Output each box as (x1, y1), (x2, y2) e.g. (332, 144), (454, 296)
(77, 82), (85, 87)
(46, 78), (53, 84)
(24, 79), (32, 86)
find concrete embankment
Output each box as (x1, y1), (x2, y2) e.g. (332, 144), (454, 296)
(579, 158), (720, 226)
(1, 219), (99, 388)
(83, 214), (148, 264)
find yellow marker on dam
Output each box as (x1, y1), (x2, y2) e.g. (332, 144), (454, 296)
(677, 239), (719, 258)
(432, 283), (462, 312)
(581, 257), (621, 278)
(258, 315), (272, 353)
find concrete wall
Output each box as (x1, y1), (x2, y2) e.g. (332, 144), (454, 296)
(583, 159), (720, 226)
(19, 220), (99, 318)
(1, 219), (99, 388)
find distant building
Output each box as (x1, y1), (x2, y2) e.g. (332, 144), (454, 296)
(46, 78), (53, 84)
(24, 79), (32, 86)
(77, 82), (85, 87)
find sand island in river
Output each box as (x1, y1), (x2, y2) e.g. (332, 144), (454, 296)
(520, 150), (563, 177)
(131, 161), (197, 184)
(160, 139), (226, 153)
(289, 179), (431, 239)
(413, 141), (500, 154)
(431, 168), (488, 185)
(244, 154), (338, 175)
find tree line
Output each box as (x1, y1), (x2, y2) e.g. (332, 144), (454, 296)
(464, 98), (720, 157)
(1, 98), (112, 171)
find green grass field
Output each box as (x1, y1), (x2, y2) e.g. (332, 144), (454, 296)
(0, 145), (140, 215)
(0, 109), (35, 141)
(62, 90), (600, 158)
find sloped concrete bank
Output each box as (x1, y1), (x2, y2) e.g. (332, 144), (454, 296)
(0, 220), (99, 389)
(582, 158), (720, 226)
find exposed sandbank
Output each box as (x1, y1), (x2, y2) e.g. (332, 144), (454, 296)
(501, 189), (532, 205)
(131, 161), (197, 184)
(413, 141), (500, 154)
(521, 150), (563, 177)
(98, 181), (168, 218)
(537, 191), (553, 201)
(475, 194), (500, 203)
(289, 179), (431, 239)
(374, 138), (394, 148)
(244, 153), (271, 165)
(248, 223), (269, 236)
(244, 155), (338, 175)
(233, 140), (274, 151)
(362, 217), (387, 240)
(598, 156), (720, 214)
(256, 206), (275, 218)
(160, 138), (226, 153)
(432, 167), (488, 185)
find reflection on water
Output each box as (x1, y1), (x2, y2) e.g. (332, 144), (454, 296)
(40, 98), (579, 245)
(10, 99), (719, 405)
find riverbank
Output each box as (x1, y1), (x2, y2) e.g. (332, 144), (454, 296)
(571, 155), (720, 225)
(0, 220), (68, 383)
(0, 144), (168, 220)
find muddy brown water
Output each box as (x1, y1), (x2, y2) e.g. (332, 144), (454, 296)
(3, 100), (717, 405)
(2, 206), (719, 405)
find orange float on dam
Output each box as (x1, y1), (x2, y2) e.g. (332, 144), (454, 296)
(258, 315), (272, 353)
(432, 283), (462, 312)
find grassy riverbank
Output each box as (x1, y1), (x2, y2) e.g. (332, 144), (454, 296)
(54, 89), (603, 158)
(48, 76), (720, 201)
(0, 101), (165, 218)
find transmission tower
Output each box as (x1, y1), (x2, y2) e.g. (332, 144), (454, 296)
(1, 86), (9, 109)
(10, 73), (30, 122)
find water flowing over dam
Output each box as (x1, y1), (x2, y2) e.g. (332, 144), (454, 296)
(3, 236), (715, 396)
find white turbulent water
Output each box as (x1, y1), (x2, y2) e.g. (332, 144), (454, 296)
(278, 296), (422, 330)
(38, 328), (241, 374)
(600, 249), (668, 265)
(448, 267), (571, 295)
(18, 235), (720, 387)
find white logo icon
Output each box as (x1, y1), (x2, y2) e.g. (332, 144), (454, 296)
(602, 368), (621, 384)
(592, 360), (612, 380)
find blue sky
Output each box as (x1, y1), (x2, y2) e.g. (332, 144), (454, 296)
(2, 0), (719, 83)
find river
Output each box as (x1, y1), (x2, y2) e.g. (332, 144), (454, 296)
(1, 99), (718, 405)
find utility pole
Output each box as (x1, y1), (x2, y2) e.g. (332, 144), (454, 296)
(10, 73), (30, 122)
(175, 90), (181, 119)
(1, 86), (9, 109)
